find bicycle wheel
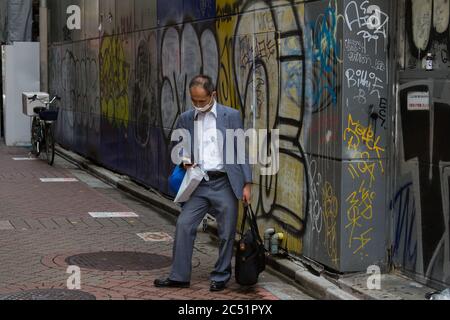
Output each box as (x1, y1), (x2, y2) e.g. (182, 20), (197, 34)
(31, 117), (41, 157)
(45, 124), (55, 166)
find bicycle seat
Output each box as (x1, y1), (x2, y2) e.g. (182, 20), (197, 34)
(34, 107), (47, 115)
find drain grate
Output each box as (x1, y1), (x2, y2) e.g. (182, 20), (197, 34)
(0, 289), (96, 300)
(65, 252), (172, 271)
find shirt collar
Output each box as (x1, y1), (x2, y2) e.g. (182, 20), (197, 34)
(194, 101), (218, 120)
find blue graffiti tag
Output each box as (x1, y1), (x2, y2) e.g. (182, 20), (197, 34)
(390, 183), (418, 267)
(310, 5), (340, 111)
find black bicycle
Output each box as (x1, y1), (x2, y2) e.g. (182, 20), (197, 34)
(29, 95), (61, 166)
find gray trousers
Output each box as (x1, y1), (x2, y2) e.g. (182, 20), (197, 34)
(169, 176), (238, 283)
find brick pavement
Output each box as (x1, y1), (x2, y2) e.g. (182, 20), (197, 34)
(0, 142), (312, 300)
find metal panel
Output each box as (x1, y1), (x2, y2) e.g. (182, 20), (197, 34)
(133, 30), (159, 144)
(48, 0), (63, 44)
(116, 122), (137, 180)
(184, 0), (216, 22)
(59, 42), (75, 148)
(72, 41), (88, 155)
(117, 33), (134, 124)
(0, 1), (6, 43)
(216, 0), (242, 18)
(49, 45), (62, 102)
(133, 29), (161, 191)
(135, 124), (155, 188)
(51, 45), (64, 146)
(98, 33), (133, 127)
(86, 39), (101, 117)
(99, 0), (116, 35)
(395, 79), (450, 287)
(116, 0), (135, 34)
(341, 159), (387, 272)
(391, 171), (418, 276)
(157, 0), (184, 27)
(303, 0), (343, 159)
(160, 129), (175, 193)
(341, 0), (390, 161)
(134, 0), (157, 31)
(85, 0), (100, 39)
(303, 155), (343, 270)
(99, 117), (119, 171)
(86, 38), (101, 160)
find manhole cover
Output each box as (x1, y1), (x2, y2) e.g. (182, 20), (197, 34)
(0, 289), (96, 300)
(65, 252), (172, 271)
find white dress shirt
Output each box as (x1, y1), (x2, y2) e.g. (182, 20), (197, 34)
(195, 102), (224, 172)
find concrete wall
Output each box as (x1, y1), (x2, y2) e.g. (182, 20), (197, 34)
(47, 0), (394, 274)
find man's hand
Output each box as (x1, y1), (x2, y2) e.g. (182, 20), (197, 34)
(183, 163), (197, 170)
(243, 184), (252, 205)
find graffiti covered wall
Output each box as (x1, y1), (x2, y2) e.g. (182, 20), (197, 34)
(302, 0), (390, 272)
(395, 0), (450, 288)
(48, 0), (393, 274)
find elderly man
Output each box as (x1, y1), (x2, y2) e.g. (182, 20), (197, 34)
(155, 75), (252, 292)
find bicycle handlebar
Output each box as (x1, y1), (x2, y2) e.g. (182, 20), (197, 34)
(28, 95), (61, 105)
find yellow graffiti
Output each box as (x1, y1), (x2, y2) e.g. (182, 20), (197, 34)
(99, 36), (130, 128)
(323, 182), (339, 267)
(216, 0), (241, 111)
(343, 113), (386, 257)
(348, 152), (377, 186)
(345, 179), (376, 253)
(344, 114), (385, 173)
(352, 228), (373, 255)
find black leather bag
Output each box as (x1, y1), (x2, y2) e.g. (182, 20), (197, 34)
(235, 205), (266, 286)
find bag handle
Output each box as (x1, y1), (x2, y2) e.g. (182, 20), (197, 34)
(240, 205), (264, 245)
(240, 205), (249, 236)
(247, 205), (264, 244)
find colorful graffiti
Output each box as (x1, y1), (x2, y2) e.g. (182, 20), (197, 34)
(99, 35), (131, 128)
(309, 1), (341, 113)
(48, 0), (394, 275)
(228, 0), (308, 255)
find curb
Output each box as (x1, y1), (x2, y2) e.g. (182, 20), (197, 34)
(55, 145), (361, 300)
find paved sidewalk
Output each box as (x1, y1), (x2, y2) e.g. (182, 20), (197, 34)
(54, 146), (441, 301)
(0, 142), (313, 300)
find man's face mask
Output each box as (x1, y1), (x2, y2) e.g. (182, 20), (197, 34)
(193, 95), (215, 113)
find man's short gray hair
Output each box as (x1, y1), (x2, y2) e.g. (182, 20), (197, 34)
(189, 75), (216, 96)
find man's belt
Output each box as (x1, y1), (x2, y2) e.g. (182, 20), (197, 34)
(207, 171), (227, 180)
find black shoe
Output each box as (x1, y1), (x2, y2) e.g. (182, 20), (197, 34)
(154, 278), (190, 289)
(210, 281), (226, 292)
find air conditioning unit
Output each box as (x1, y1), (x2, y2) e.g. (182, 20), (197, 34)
(22, 92), (49, 117)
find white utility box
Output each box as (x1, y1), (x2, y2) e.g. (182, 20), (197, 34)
(22, 92), (49, 117)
